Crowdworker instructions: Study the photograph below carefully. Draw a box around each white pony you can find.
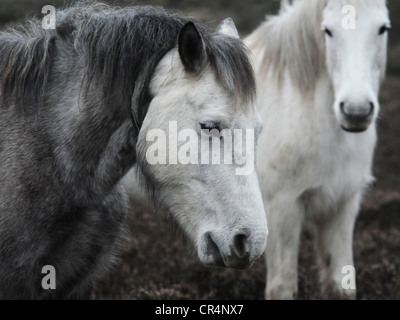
[245,0,390,299]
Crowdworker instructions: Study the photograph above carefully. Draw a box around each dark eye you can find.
[324,28,333,38]
[200,121,221,132]
[378,25,390,35]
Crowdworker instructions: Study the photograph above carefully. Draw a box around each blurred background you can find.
[1,0,398,300]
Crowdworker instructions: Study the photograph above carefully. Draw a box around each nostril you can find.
[368,102,375,116]
[232,233,249,259]
[205,232,220,257]
[340,102,349,116]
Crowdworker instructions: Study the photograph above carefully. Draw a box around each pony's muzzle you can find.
[200,228,265,269]
[339,101,375,133]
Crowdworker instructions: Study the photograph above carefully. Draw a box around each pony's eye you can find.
[200,121,222,132]
[378,25,390,35]
[324,28,333,38]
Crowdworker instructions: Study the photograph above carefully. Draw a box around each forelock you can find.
[202,32,256,106]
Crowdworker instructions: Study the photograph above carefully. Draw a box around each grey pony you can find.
[0,3,257,299]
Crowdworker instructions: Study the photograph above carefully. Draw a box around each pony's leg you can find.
[265,197,303,300]
[314,193,361,300]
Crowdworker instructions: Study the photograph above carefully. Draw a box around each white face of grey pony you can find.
[322,0,390,132]
[136,20,268,269]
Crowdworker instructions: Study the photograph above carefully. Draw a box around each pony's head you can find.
[136,19,267,269]
[322,0,390,132]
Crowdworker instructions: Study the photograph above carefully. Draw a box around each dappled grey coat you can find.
[0,3,255,299]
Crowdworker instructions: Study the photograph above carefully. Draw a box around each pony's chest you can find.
[258,112,375,190]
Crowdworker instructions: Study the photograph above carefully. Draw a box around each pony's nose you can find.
[204,229,251,269]
[225,230,251,268]
[339,101,375,133]
[340,101,374,122]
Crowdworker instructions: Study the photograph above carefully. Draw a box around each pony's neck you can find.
[47,49,139,202]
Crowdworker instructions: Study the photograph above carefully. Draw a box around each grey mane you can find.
[0,2,256,116]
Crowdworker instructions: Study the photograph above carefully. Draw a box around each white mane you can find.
[246,0,328,92]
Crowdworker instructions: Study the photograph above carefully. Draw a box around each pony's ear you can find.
[216,18,239,39]
[178,22,206,74]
